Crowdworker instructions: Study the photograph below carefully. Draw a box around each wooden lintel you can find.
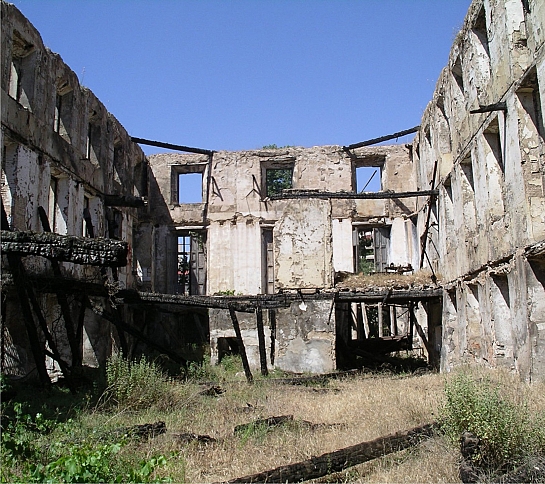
[104,195,146,208]
[269,189,438,201]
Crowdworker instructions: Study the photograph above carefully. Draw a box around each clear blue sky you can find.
[12,0,470,155]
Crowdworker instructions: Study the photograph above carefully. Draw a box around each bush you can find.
[104,354,175,409]
[440,372,545,471]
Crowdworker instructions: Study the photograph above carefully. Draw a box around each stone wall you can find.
[415,0,545,380]
[1,1,146,377]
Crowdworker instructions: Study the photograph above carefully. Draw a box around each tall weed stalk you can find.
[440,372,545,471]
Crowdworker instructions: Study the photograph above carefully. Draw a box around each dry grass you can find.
[106,372,451,483]
[336,268,440,291]
[65,366,545,483]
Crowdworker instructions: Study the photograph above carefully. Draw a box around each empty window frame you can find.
[354,156,384,193]
[516,68,544,173]
[177,232,206,295]
[264,166,293,197]
[8,30,36,111]
[107,208,123,240]
[86,119,102,165]
[172,164,207,204]
[470,5,491,101]
[262,228,274,294]
[452,56,465,93]
[54,85,73,142]
[353,226,390,274]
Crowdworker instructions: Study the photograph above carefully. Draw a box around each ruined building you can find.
[413,0,545,380]
[1,0,544,382]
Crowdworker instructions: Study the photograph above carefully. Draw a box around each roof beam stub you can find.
[130,137,214,156]
[343,126,420,151]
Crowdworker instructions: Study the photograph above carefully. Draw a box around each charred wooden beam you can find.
[116,290,257,312]
[343,126,420,150]
[87,302,187,365]
[1,230,128,267]
[229,305,253,383]
[37,206,82,371]
[130,136,214,156]
[225,423,436,483]
[256,306,268,377]
[336,288,442,302]
[469,102,507,114]
[104,194,146,208]
[269,189,438,201]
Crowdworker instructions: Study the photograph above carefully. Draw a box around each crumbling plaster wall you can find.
[415,0,545,379]
[147,144,417,372]
[1,1,146,376]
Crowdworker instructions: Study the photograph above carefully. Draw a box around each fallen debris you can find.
[199,385,225,397]
[174,432,217,444]
[234,415,294,435]
[125,421,167,440]
[223,422,437,483]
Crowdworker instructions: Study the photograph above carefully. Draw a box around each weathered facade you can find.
[1,1,147,381]
[414,0,545,379]
[140,145,436,373]
[2,0,544,381]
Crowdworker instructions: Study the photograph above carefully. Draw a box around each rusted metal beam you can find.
[343,126,420,150]
[269,189,438,200]
[1,230,128,267]
[130,136,214,156]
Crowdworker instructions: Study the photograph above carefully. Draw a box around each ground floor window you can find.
[177,232,206,295]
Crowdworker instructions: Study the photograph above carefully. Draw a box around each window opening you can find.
[265,168,293,197]
[356,166,381,192]
[262,228,274,294]
[452,56,464,93]
[54,87,73,142]
[9,31,35,111]
[107,209,122,240]
[354,227,390,274]
[177,232,206,295]
[178,172,203,203]
[48,176,59,232]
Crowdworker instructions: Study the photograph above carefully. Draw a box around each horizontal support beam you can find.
[104,194,146,208]
[1,230,128,267]
[269,189,438,200]
[336,288,443,302]
[131,137,214,156]
[469,102,507,114]
[343,126,420,150]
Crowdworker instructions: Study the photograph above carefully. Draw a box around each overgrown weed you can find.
[440,369,545,473]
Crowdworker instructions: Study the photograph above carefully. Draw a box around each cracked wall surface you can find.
[415,0,545,380]
[1,1,146,378]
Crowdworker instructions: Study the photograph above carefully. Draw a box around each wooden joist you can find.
[1,230,128,267]
[224,423,436,483]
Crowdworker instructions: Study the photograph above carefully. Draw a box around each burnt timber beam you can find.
[1,230,128,267]
[269,189,438,200]
[224,423,436,483]
[86,302,187,366]
[229,305,253,383]
[469,101,507,114]
[37,206,82,370]
[336,288,442,303]
[256,306,268,377]
[130,137,214,156]
[104,194,146,208]
[343,126,420,150]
